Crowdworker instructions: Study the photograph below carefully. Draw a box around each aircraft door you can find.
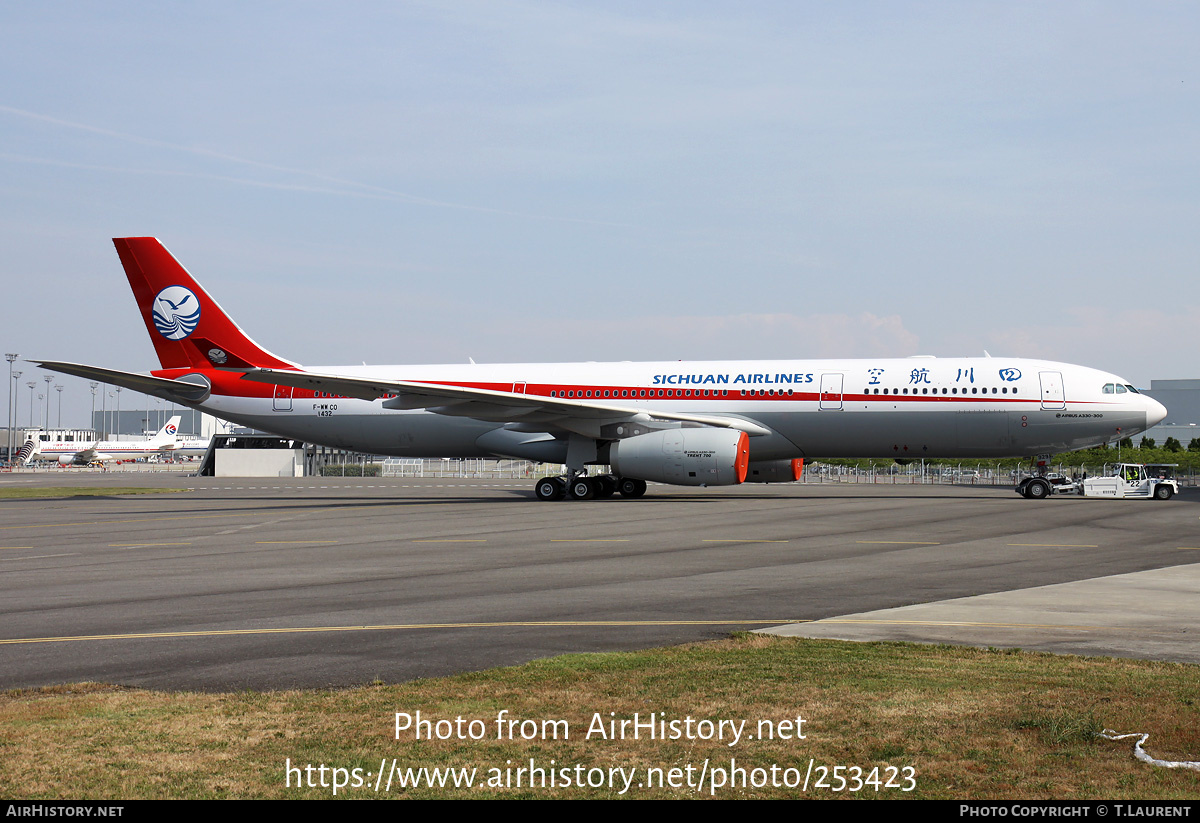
[273,384,293,412]
[819,373,844,410]
[1039,371,1065,410]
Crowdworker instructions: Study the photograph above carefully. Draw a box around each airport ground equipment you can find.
[1015,463,1178,500]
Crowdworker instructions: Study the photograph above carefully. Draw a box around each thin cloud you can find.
[0,104,627,226]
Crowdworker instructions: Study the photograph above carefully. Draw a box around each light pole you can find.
[43,375,52,431]
[55,385,63,428]
[10,369,21,459]
[115,386,122,440]
[90,383,98,433]
[5,354,16,463]
[100,386,107,438]
[27,381,36,429]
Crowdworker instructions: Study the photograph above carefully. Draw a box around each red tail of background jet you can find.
[114,237,298,372]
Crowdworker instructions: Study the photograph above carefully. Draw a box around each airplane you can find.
[34,238,1167,500]
[19,415,183,466]
[168,435,212,458]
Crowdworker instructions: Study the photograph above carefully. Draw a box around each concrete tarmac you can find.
[0,472,1196,690]
[761,563,1200,663]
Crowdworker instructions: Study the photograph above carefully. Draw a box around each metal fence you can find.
[381,458,560,478]
[802,463,1196,487]
[9,455,1194,487]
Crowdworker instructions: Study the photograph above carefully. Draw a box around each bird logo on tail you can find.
[151,286,201,340]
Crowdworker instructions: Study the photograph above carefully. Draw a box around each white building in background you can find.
[1142,380,1200,446]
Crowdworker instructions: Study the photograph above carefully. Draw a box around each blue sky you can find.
[3,2,1198,428]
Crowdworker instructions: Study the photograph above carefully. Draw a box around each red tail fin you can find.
[114,238,298,372]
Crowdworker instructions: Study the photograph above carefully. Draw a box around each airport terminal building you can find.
[1142,379,1200,446]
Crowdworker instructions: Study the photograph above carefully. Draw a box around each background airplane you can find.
[34,238,1166,499]
[18,415,182,466]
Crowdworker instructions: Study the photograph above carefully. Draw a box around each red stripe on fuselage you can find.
[413,380,1042,404]
[153,371,1104,406]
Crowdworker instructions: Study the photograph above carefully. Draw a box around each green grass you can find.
[2,636,1197,799]
[0,487,185,500]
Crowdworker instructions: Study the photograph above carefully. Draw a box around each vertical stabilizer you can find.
[113,238,299,372]
[148,415,183,445]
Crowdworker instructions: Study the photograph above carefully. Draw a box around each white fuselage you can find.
[30,438,176,465]
[185,356,1164,462]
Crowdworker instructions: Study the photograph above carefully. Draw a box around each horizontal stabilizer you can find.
[32,360,212,403]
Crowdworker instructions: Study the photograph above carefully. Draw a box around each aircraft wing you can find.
[239,368,772,436]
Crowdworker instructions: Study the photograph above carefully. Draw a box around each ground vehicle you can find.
[1079,463,1179,500]
[1014,471,1078,498]
[1017,463,1179,500]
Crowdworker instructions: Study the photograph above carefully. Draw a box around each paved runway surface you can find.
[1,473,1196,690]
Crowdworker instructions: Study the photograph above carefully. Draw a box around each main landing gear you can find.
[534,473,647,501]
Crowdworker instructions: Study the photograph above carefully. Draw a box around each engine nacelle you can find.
[609,428,749,486]
[744,458,804,483]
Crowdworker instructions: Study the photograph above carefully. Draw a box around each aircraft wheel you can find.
[535,476,566,501]
[618,477,647,498]
[594,475,617,499]
[1026,478,1051,500]
[1154,484,1174,500]
[569,477,596,500]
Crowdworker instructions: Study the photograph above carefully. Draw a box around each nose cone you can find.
[1146,396,1168,428]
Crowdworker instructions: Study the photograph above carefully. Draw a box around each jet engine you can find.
[608,428,749,486]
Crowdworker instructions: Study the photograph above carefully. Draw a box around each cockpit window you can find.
[1102,383,1115,394]
[1115,384,1127,394]
[1124,385,1139,394]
